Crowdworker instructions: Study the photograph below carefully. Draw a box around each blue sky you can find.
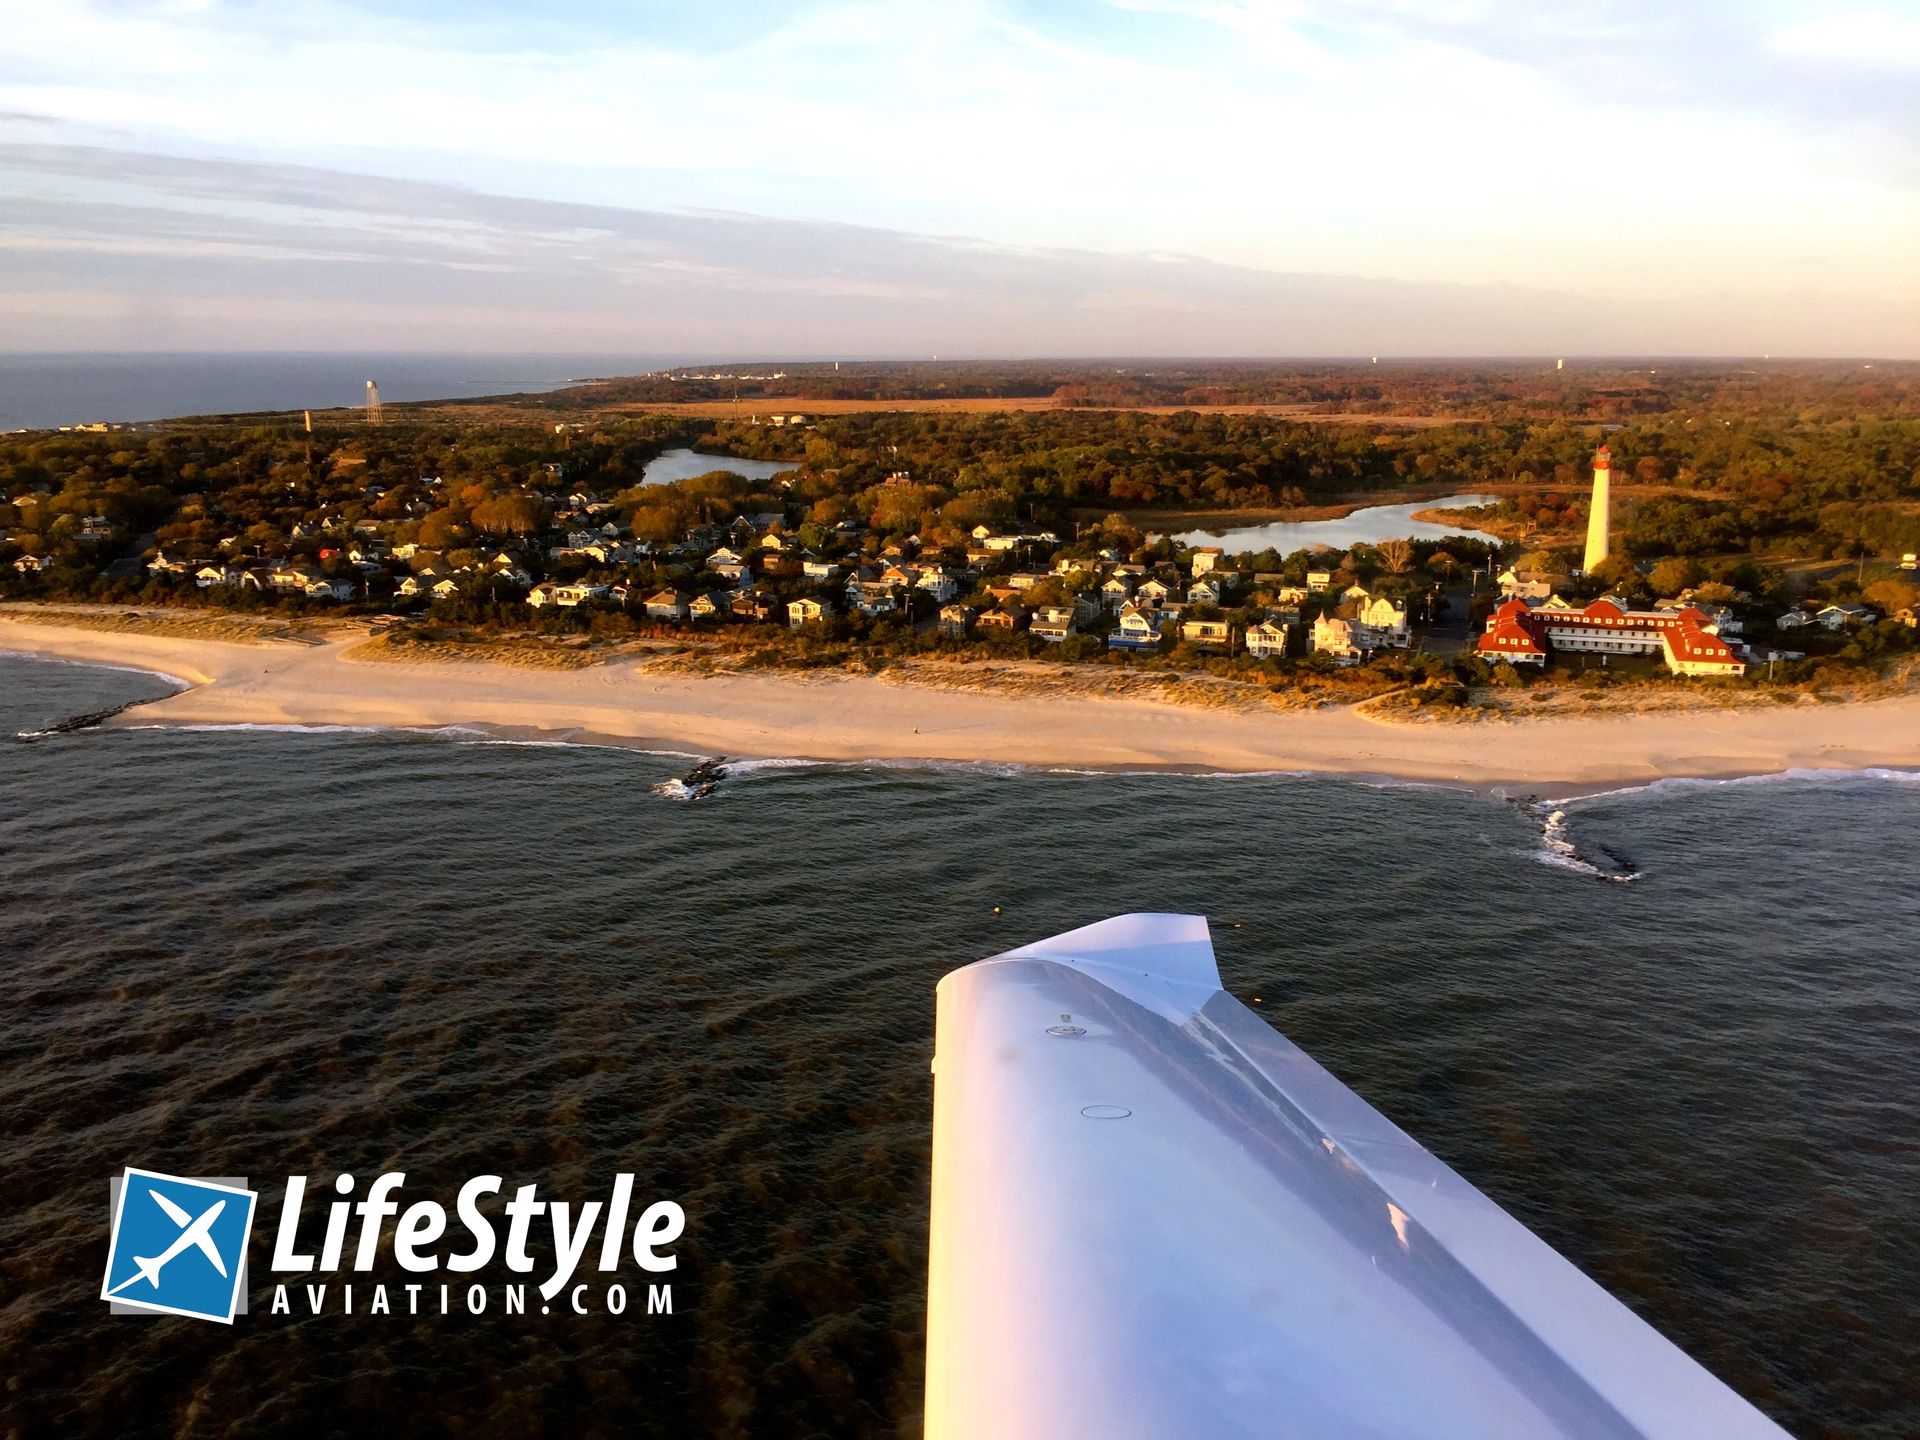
[3,0,1917,354]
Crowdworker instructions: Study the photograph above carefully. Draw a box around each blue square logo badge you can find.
[100,1168,257,1323]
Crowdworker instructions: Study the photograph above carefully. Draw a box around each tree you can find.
[1589,553,1645,597]
[1647,557,1702,596]
[1377,538,1415,574]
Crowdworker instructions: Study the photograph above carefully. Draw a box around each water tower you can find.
[365,380,382,425]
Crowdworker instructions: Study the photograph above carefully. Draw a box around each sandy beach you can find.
[5,611,1919,790]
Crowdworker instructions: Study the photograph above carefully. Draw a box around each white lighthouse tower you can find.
[1583,445,1611,573]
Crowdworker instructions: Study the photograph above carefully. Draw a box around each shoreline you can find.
[6,613,1920,795]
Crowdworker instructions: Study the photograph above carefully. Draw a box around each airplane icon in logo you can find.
[100,1168,256,1323]
[104,1190,230,1296]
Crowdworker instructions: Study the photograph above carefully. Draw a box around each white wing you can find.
[925,913,1789,1440]
[149,1189,193,1229]
[182,1201,228,1277]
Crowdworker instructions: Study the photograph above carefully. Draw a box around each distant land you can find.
[3,356,1915,739]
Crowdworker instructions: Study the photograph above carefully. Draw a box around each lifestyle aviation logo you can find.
[100,1169,257,1323]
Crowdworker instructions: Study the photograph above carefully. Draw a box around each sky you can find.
[2,0,1918,356]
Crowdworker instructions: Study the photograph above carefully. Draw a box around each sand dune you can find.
[6,613,1918,791]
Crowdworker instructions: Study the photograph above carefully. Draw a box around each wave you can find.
[1555,766,1920,809]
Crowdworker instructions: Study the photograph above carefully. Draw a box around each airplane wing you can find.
[150,1190,193,1228]
[184,1201,228,1276]
[925,913,1790,1440]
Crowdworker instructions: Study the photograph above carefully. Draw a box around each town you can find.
[4,387,1918,710]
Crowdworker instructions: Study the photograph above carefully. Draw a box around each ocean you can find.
[0,654,1915,1439]
[0,353,700,431]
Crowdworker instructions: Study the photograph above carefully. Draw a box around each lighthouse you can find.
[1583,445,1612,573]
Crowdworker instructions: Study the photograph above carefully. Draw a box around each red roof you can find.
[1477,601,1548,659]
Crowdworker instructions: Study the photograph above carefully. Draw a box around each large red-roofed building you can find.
[1476,597,1745,676]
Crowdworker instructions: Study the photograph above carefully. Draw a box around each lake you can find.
[1173,492,1501,554]
[640,447,802,486]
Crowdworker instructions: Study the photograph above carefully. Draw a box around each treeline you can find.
[528,358,1920,423]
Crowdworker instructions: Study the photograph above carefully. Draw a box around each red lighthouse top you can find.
[1595,445,1611,468]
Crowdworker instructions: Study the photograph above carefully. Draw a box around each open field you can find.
[414,395,1476,426]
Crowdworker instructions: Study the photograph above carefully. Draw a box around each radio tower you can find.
[365,380,382,426]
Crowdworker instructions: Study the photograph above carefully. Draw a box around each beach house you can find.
[1245,618,1291,659]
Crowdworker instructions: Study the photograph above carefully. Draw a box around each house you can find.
[788,597,834,628]
[1136,578,1173,609]
[398,575,433,598]
[195,564,241,588]
[731,590,779,621]
[1186,577,1227,607]
[12,554,51,574]
[146,552,192,578]
[526,582,559,608]
[976,606,1027,632]
[851,582,899,617]
[1661,617,1748,677]
[1901,554,1917,572]
[1030,606,1076,642]
[1180,617,1233,653]
[1107,603,1163,651]
[1775,609,1812,630]
[430,578,462,599]
[1100,575,1135,612]
[688,591,730,621]
[1245,619,1291,659]
[1355,595,1411,647]
[269,565,319,593]
[1498,567,1559,602]
[938,604,977,638]
[915,568,959,603]
[1191,547,1223,576]
[1007,572,1048,591]
[645,589,690,622]
[1312,615,1370,662]
[802,558,840,582]
[304,577,355,601]
[1306,569,1335,592]
[1816,603,1873,630]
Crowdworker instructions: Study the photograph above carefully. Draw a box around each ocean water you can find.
[0,655,1916,1440]
[0,353,696,430]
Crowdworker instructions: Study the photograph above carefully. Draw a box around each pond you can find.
[641,447,799,486]
[1171,493,1501,554]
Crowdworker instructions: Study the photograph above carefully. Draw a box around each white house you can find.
[1354,595,1411,647]
[1180,617,1233,653]
[1245,619,1291,659]
[788,597,834,628]
[1030,606,1076,642]
[1312,615,1370,662]
[1107,603,1163,652]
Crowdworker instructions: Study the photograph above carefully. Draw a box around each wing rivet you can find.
[1080,1105,1132,1119]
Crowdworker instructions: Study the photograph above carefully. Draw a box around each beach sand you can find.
[5,613,1918,790]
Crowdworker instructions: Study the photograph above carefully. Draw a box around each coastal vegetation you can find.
[4,360,1916,718]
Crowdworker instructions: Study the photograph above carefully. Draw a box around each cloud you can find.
[0,140,1913,356]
